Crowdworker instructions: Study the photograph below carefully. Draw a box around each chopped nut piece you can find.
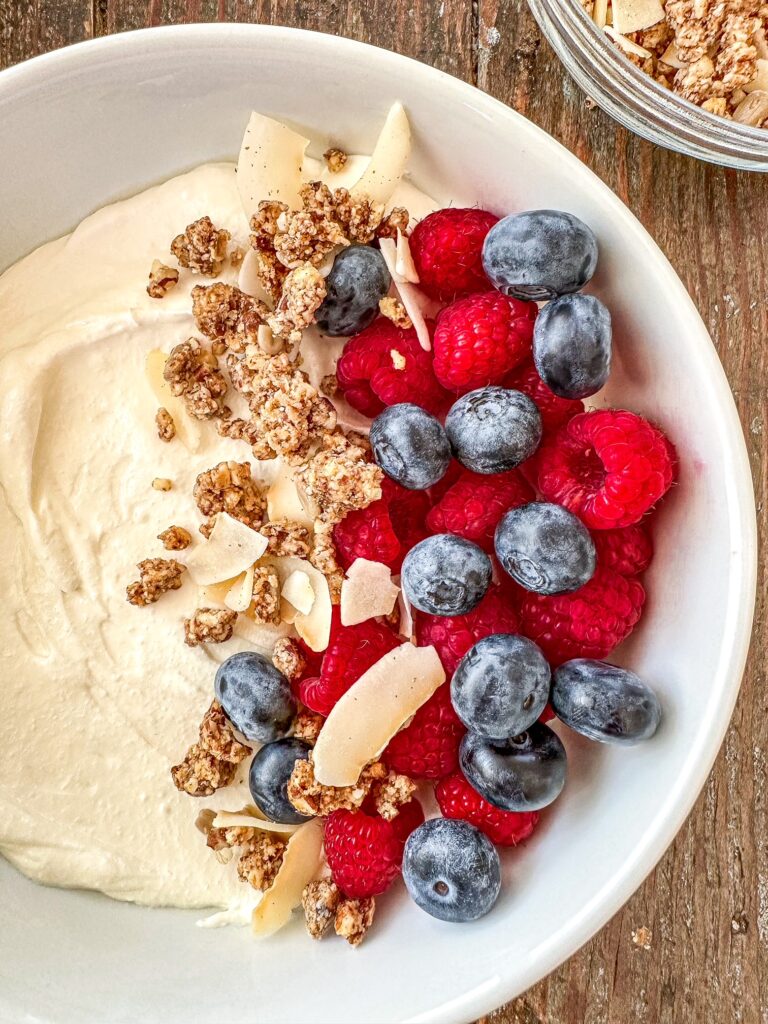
[272,636,308,682]
[251,565,281,625]
[193,460,265,537]
[163,339,228,420]
[286,757,387,817]
[267,263,327,343]
[157,524,191,550]
[152,477,173,491]
[155,406,176,442]
[170,215,231,275]
[293,709,324,745]
[335,896,375,946]
[170,743,237,796]
[183,607,238,646]
[147,260,179,298]
[126,557,184,606]
[298,431,382,524]
[309,522,344,603]
[260,519,312,558]
[192,282,269,354]
[371,772,417,820]
[323,147,349,173]
[302,879,342,938]
[379,295,413,330]
[320,373,339,398]
[199,700,252,763]
[237,832,287,891]
[377,206,410,240]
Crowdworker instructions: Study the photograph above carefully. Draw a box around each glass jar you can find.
[526,0,768,171]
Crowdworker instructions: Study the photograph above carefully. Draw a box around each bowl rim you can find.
[0,23,758,1023]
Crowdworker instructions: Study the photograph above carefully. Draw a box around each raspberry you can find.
[409,208,499,302]
[426,468,534,551]
[302,616,401,716]
[336,317,449,417]
[383,684,465,779]
[324,800,424,898]
[537,410,677,529]
[384,478,431,556]
[416,587,521,676]
[435,772,539,846]
[518,565,645,666]
[592,524,653,577]
[505,360,584,434]
[433,292,536,392]
[333,499,401,570]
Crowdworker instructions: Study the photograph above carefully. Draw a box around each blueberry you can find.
[460,724,567,812]
[533,294,611,400]
[402,818,501,923]
[451,634,551,740]
[248,737,312,824]
[315,245,391,336]
[445,386,542,474]
[370,403,451,490]
[214,651,295,743]
[495,502,596,596]
[552,659,662,744]
[482,210,598,302]
[401,533,491,616]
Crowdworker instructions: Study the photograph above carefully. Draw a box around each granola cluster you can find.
[271,637,308,682]
[157,524,191,551]
[297,431,383,525]
[286,758,414,819]
[192,282,268,354]
[163,339,228,420]
[183,607,238,647]
[301,880,375,946]
[260,520,312,558]
[147,260,179,299]
[155,407,176,442]
[171,216,231,276]
[126,558,185,606]
[171,700,251,796]
[202,819,286,891]
[251,565,281,625]
[193,460,266,537]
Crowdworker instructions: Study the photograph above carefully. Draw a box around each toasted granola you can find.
[163,339,228,420]
[199,700,252,763]
[147,260,179,298]
[251,565,281,625]
[320,373,339,398]
[302,879,341,939]
[157,524,191,550]
[371,772,417,821]
[323,147,349,173]
[251,200,289,240]
[309,521,344,603]
[237,832,287,891]
[248,236,289,302]
[267,263,327,344]
[126,557,184,606]
[335,896,375,946]
[376,206,410,240]
[260,520,312,558]
[272,636,308,682]
[293,709,324,745]
[170,215,231,276]
[379,295,413,330]
[170,743,238,796]
[287,758,388,817]
[193,460,266,537]
[229,245,246,269]
[216,416,275,461]
[332,188,385,244]
[155,406,176,442]
[183,607,238,646]
[192,282,269,354]
[297,431,382,524]
[273,204,348,271]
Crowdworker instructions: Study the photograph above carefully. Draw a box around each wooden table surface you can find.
[1,2,765,1021]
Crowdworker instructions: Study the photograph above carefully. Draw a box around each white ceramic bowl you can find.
[0,25,756,1024]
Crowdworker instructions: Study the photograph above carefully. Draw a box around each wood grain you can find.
[1,2,766,1021]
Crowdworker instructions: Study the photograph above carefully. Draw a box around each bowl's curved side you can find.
[0,25,757,1024]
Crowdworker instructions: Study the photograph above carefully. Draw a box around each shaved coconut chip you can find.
[396,230,420,284]
[197,579,234,607]
[212,808,301,835]
[185,513,268,585]
[266,462,315,529]
[610,0,664,34]
[282,569,316,615]
[280,599,299,624]
[340,558,400,626]
[379,237,438,352]
[604,26,653,59]
[659,42,685,69]
[145,349,202,452]
[313,644,445,786]
[350,102,411,205]
[234,614,292,652]
[272,557,332,652]
[225,565,256,613]
[592,0,609,28]
[238,248,274,306]
[394,576,415,640]
[237,111,309,218]
[252,819,325,938]
[745,59,768,94]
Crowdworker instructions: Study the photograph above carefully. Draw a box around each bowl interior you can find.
[0,25,756,1024]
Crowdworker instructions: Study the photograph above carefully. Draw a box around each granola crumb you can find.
[183,607,238,646]
[171,700,251,798]
[335,896,375,946]
[170,215,231,276]
[147,260,179,298]
[237,832,287,891]
[371,772,417,821]
[376,206,410,240]
[216,416,275,462]
[198,700,252,762]
[287,758,387,817]
[632,926,653,950]
[193,460,266,536]
[272,637,308,683]
[170,743,238,796]
[309,521,344,603]
[251,565,281,625]
[157,524,191,551]
[260,519,312,558]
[229,245,246,269]
[323,147,349,173]
[163,339,228,420]
[298,430,382,525]
[320,373,340,398]
[302,879,341,939]
[152,477,173,491]
[192,282,268,354]
[267,263,327,343]
[293,708,324,745]
[155,406,176,442]
[379,295,413,330]
[126,557,185,606]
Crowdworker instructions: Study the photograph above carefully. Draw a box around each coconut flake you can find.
[144,349,203,452]
[349,102,411,205]
[266,462,315,529]
[659,42,685,69]
[184,513,268,585]
[396,229,420,284]
[224,565,256,613]
[313,644,445,787]
[610,0,664,34]
[340,559,400,626]
[604,26,653,58]
[212,808,301,835]
[237,248,274,305]
[379,237,438,352]
[272,557,332,652]
[592,0,609,27]
[237,111,309,219]
[745,59,768,94]
[394,577,415,640]
[281,569,316,615]
[252,819,325,938]
[234,614,292,653]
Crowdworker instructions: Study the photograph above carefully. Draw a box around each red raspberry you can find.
[383,684,465,779]
[593,524,653,577]
[537,410,677,529]
[333,499,401,571]
[428,459,463,505]
[518,565,645,666]
[409,208,499,302]
[416,587,521,676]
[426,468,534,551]
[301,617,401,716]
[505,360,584,434]
[336,318,449,417]
[435,772,539,847]
[433,291,536,392]
[324,800,424,898]
[384,479,431,556]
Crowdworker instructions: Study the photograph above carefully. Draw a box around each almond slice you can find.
[313,644,445,786]
[610,0,664,35]
[281,569,316,615]
[252,819,325,938]
[237,111,309,218]
[340,558,400,626]
[185,513,268,585]
[225,565,256,613]
[212,808,301,835]
[350,102,411,205]
[145,349,202,452]
[379,237,439,352]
